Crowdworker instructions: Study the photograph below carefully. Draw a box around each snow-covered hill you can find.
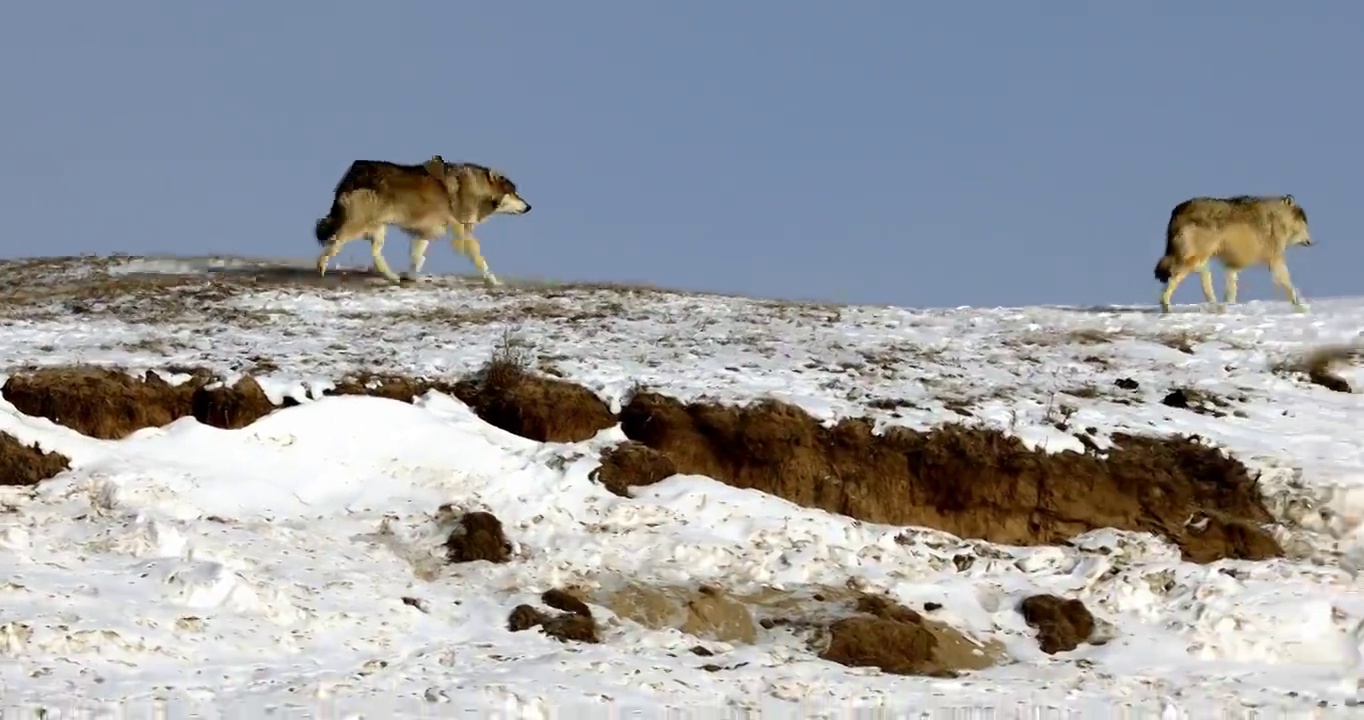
[1,254,1363,717]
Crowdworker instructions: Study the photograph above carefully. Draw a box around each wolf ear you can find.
[487,168,503,183]
[424,155,445,177]
[1283,194,1295,206]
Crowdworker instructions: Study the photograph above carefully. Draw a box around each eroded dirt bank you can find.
[1,363,1280,562]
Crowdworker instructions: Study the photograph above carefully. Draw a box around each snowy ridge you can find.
[0,255,1363,716]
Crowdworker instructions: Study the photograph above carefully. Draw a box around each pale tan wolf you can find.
[314,155,531,286]
[1153,194,1313,314]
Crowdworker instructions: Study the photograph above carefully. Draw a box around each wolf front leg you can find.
[1269,258,1308,312]
[451,224,500,287]
[409,237,431,277]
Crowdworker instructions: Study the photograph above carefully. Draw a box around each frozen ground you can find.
[1,255,1364,717]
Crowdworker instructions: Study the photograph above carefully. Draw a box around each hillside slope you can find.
[0,255,1362,716]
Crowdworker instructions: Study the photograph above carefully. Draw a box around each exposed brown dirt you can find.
[507,589,601,643]
[323,373,462,404]
[445,511,513,564]
[538,612,601,643]
[541,588,593,618]
[758,590,1000,677]
[451,359,616,443]
[0,433,71,486]
[603,584,758,645]
[591,441,677,496]
[590,581,999,675]
[5,364,1283,564]
[618,392,1280,563]
[191,376,277,430]
[507,604,546,632]
[2,367,209,439]
[1,366,279,438]
[819,597,947,676]
[1019,594,1095,654]
[1,363,615,445]
[1298,344,1361,394]
[1309,368,1353,394]
[1161,387,1236,418]
[320,366,617,444]
[807,594,1003,679]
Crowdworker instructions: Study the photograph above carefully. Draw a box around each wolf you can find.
[313,155,531,286]
[1153,194,1312,314]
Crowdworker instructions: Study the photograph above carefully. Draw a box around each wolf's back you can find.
[331,160,403,196]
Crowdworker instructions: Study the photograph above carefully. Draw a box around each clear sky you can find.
[1,2,1360,309]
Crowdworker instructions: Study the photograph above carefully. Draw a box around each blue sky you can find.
[1,1,1360,309]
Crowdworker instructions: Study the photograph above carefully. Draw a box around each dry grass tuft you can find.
[450,330,616,443]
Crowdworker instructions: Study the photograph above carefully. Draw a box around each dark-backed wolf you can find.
[1154,194,1312,313]
[314,156,531,286]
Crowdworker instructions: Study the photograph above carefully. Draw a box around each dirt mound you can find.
[1,367,284,438]
[445,510,513,564]
[1,365,614,445]
[1019,594,1095,654]
[323,373,462,404]
[591,581,998,675]
[603,584,757,645]
[451,359,615,443]
[754,590,1000,677]
[191,376,277,429]
[0,433,71,486]
[591,441,677,497]
[507,589,601,643]
[3,367,207,439]
[618,392,1279,563]
[819,596,954,677]
[321,366,616,443]
[1295,343,1362,394]
[541,588,593,618]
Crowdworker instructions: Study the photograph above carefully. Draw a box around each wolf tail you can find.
[1154,255,1175,283]
[315,203,343,245]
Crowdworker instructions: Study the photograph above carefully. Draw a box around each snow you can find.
[1,255,1364,715]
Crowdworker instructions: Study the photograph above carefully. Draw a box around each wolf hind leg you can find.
[367,225,403,285]
[1196,263,1224,313]
[1159,265,1193,314]
[317,230,361,277]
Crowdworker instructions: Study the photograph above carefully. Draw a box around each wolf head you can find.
[484,167,531,216]
[1280,195,1311,247]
